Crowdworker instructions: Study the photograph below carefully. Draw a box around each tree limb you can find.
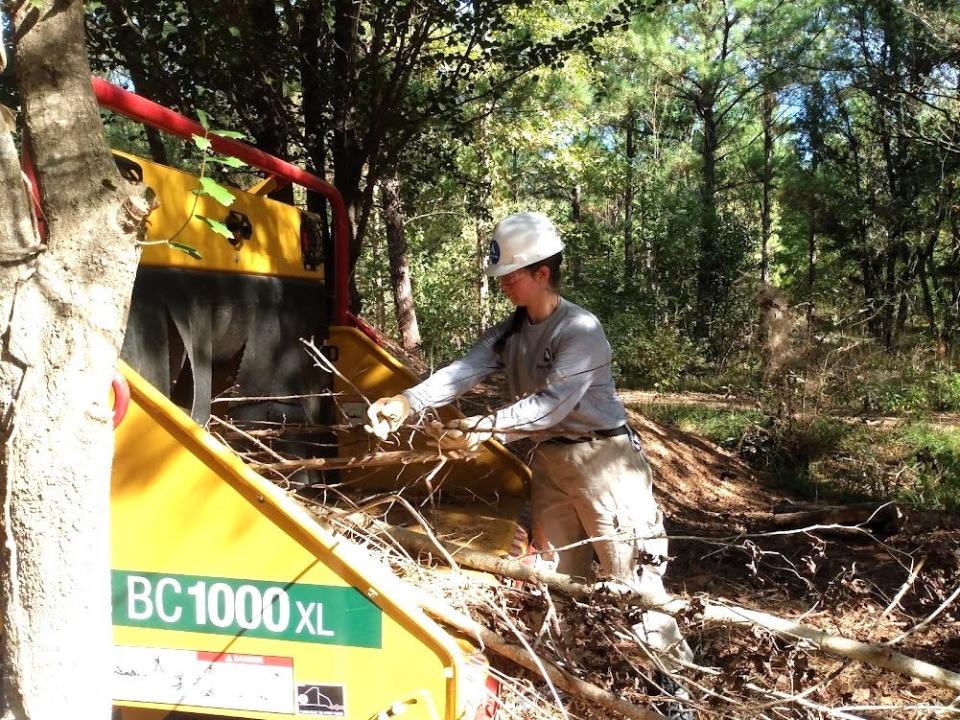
[253,448,477,471]
[416,593,668,720]
[384,524,960,693]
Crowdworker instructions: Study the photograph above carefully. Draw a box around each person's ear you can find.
[534,265,551,285]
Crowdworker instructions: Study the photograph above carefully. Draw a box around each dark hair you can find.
[493,252,563,354]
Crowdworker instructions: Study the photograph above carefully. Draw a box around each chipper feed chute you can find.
[111,364,493,720]
[325,325,531,558]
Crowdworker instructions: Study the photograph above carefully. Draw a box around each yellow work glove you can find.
[426,415,494,456]
[365,394,412,440]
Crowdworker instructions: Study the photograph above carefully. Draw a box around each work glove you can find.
[426,415,494,456]
[365,394,412,440]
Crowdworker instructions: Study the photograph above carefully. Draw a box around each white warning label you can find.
[114,645,295,714]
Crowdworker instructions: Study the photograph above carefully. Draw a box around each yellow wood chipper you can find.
[75,79,532,720]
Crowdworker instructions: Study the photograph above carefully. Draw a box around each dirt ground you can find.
[629,408,781,526]
[625,404,960,718]
[279,359,960,717]
[446,375,957,715]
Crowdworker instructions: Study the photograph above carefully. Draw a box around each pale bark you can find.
[807,222,817,324]
[759,503,903,531]
[255,449,476,471]
[624,112,636,281]
[476,219,490,331]
[804,83,825,326]
[474,112,492,332]
[0,3,150,717]
[569,184,582,282]
[694,81,720,341]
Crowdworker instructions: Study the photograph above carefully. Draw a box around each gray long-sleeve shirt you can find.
[402,298,627,441]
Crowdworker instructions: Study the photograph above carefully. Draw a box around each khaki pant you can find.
[530,434,693,664]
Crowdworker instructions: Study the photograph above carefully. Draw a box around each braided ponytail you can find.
[493,307,528,354]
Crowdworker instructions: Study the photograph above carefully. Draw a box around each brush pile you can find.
[210,397,960,720]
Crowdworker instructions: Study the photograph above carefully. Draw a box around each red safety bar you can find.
[90,76,351,327]
[111,371,131,429]
[346,311,385,346]
[19,144,45,239]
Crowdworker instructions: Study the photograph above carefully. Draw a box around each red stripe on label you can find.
[196,651,294,667]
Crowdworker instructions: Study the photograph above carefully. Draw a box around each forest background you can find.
[6,0,960,511]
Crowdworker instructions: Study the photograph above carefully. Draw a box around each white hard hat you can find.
[484,212,564,277]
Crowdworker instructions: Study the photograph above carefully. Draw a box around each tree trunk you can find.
[369,211,387,330]
[473,112,492,332]
[1,3,152,718]
[104,0,169,164]
[945,217,960,349]
[919,180,954,347]
[330,0,367,312]
[918,251,938,345]
[865,252,884,340]
[882,241,898,349]
[695,89,720,342]
[242,0,294,203]
[380,175,421,351]
[807,222,816,326]
[835,90,886,340]
[894,242,916,343]
[623,112,636,281]
[638,169,657,301]
[295,0,333,240]
[804,82,825,326]
[569,183,582,283]
[760,86,774,287]
[476,216,490,332]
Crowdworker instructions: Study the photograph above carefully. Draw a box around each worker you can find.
[366,212,694,719]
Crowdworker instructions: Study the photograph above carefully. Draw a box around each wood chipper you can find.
[69,79,534,720]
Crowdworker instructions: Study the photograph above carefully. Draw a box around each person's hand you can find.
[426,415,494,455]
[364,395,412,440]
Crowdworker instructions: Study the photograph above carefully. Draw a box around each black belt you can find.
[546,425,630,445]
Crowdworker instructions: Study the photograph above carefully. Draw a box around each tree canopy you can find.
[5,0,959,377]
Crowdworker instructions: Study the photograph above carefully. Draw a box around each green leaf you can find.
[208,155,246,168]
[169,242,202,260]
[228,26,242,38]
[191,134,212,152]
[195,176,236,207]
[196,109,210,130]
[213,129,246,140]
[198,215,235,239]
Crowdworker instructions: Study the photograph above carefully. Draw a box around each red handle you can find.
[91,76,352,327]
[112,371,130,429]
